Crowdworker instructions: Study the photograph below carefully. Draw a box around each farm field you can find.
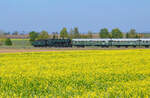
[11,39,31,46]
[0,39,33,49]
[0,50,150,97]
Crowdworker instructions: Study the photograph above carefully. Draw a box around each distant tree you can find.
[60,27,68,39]
[5,38,12,46]
[87,31,93,38]
[99,28,110,38]
[52,32,56,39]
[55,32,59,39]
[111,28,123,38]
[4,32,10,35]
[12,31,19,35]
[29,31,39,42]
[80,34,88,38]
[136,34,140,38]
[126,33,129,38]
[0,31,6,45]
[127,29,137,38]
[74,27,80,38]
[68,28,74,39]
[52,32,58,39]
[38,30,49,40]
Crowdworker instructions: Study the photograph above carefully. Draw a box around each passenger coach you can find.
[72,39,150,48]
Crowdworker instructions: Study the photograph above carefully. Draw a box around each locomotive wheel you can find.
[145,46,149,48]
[117,46,120,48]
[133,46,136,48]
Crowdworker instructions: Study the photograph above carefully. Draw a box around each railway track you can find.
[0,47,150,53]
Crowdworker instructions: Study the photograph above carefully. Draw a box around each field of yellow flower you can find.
[0,49,150,97]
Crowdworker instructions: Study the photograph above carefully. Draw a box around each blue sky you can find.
[0,0,150,33]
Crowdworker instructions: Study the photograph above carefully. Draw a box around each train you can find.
[32,38,150,48]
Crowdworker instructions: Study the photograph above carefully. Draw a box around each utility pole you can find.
[110,35,112,48]
[139,32,141,48]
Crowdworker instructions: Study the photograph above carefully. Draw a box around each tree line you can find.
[29,27,140,42]
[29,27,81,42]
[99,28,139,38]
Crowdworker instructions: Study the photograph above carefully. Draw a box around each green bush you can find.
[0,39,4,46]
[5,38,12,46]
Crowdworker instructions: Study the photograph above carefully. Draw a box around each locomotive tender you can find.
[32,38,150,48]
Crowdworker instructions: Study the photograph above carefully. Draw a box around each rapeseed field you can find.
[0,50,150,97]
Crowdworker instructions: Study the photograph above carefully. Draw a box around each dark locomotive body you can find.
[32,39,72,47]
[47,39,72,47]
